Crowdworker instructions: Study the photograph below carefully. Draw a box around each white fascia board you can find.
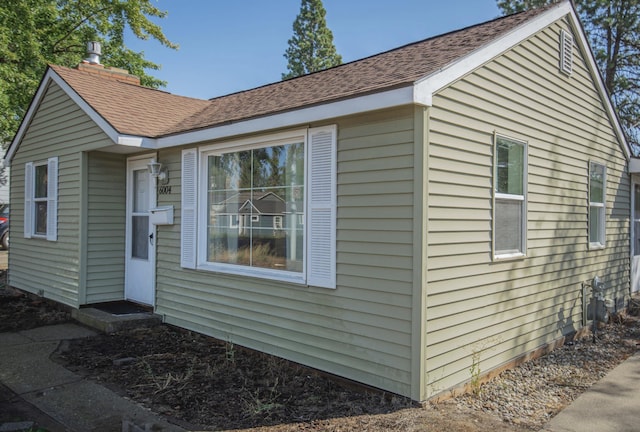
[117,135,156,149]
[156,86,416,148]
[415,1,573,97]
[4,68,138,165]
[415,0,630,160]
[629,158,640,174]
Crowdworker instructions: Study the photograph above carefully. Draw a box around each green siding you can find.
[425,20,630,396]
[155,108,416,396]
[84,151,126,304]
[9,82,114,307]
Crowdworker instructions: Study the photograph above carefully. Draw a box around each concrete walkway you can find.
[0,323,184,432]
[542,351,640,432]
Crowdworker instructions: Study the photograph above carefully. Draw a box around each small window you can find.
[494,135,527,258]
[589,162,606,248]
[33,164,49,235]
[560,29,573,75]
[24,157,58,241]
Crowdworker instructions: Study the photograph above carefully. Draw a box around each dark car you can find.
[0,205,9,249]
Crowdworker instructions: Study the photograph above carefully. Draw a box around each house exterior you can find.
[4,1,633,401]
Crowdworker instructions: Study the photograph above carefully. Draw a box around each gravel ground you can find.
[455,314,640,430]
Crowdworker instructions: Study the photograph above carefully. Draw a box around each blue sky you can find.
[127,1,501,99]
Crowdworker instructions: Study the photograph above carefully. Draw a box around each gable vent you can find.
[560,29,573,75]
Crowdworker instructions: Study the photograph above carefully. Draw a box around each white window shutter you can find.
[24,162,33,238]
[181,148,198,269]
[46,157,58,241]
[307,126,337,289]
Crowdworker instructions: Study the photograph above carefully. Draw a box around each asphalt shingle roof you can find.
[50,6,552,139]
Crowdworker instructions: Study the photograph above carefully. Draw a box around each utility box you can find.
[587,298,610,323]
[149,206,174,225]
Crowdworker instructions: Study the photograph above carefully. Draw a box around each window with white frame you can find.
[494,135,527,258]
[589,161,606,248]
[181,127,337,289]
[24,157,58,241]
[206,141,305,273]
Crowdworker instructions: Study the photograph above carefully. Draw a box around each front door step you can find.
[72,305,161,334]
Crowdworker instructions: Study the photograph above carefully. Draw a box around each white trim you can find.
[46,157,58,241]
[416,1,572,102]
[196,131,309,284]
[157,89,413,148]
[198,128,307,154]
[588,160,607,249]
[493,134,528,259]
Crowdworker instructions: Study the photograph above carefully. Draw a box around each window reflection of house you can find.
[210,191,303,235]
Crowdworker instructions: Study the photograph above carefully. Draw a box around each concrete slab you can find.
[0,323,184,431]
[0,332,32,347]
[19,323,97,341]
[544,352,640,432]
[0,341,79,394]
[22,380,182,432]
[72,308,162,334]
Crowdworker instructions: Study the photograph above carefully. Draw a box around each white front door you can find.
[125,156,156,305]
[632,179,640,294]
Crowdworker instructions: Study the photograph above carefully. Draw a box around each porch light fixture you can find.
[147,159,169,184]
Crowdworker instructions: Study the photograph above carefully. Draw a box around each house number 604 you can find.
[158,185,172,195]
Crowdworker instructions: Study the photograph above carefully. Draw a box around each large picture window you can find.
[206,142,305,273]
[589,161,606,248]
[182,127,337,288]
[494,135,527,258]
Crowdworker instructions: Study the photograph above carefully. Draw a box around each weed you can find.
[241,377,285,418]
[135,358,195,394]
[469,350,482,396]
[225,337,236,365]
[468,336,502,397]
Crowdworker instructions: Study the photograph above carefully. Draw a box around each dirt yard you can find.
[1,277,639,432]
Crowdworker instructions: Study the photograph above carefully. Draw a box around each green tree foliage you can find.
[0,0,177,145]
[497,0,640,152]
[282,0,342,80]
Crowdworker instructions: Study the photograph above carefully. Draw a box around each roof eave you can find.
[416,1,572,98]
[416,0,631,162]
[155,85,423,148]
[155,2,584,151]
[3,68,154,166]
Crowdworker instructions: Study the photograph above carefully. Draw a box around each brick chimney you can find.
[75,41,141,86]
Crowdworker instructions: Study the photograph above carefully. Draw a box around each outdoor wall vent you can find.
[560,29,573,75]
[85,41,102,65]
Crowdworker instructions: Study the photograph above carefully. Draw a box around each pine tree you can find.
[282,0,342,80]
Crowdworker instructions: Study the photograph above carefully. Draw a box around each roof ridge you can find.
[206,6,550,103]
